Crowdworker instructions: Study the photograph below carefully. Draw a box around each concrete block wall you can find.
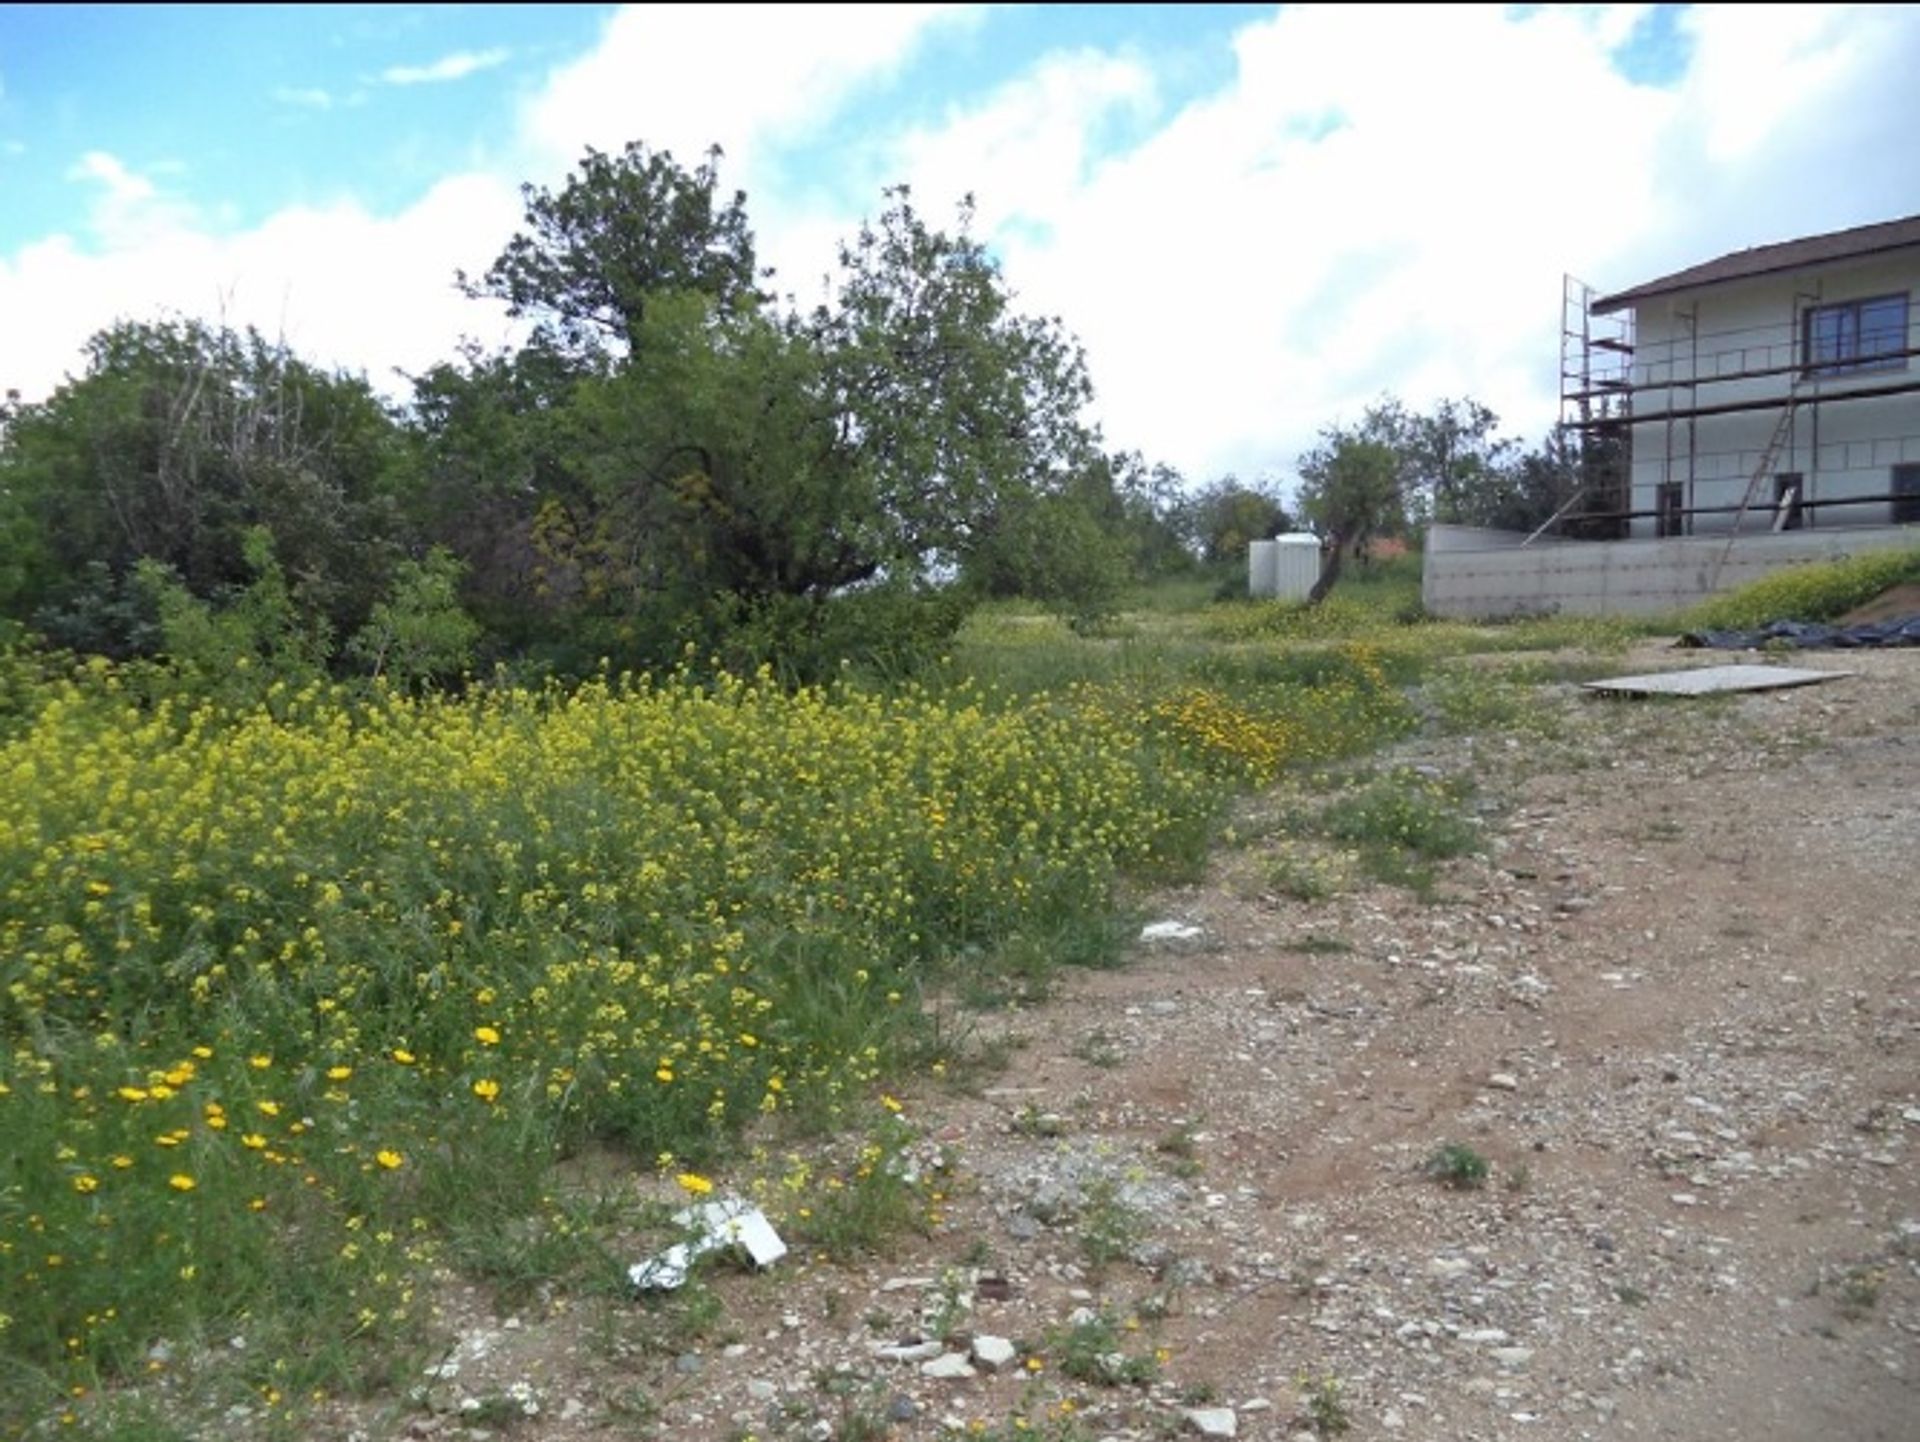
[1421,523,1920,619]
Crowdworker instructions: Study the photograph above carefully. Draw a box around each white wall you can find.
[1423,523,1920,619]
[1625,252,1920,537]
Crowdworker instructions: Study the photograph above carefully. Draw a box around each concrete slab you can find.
[1583,664,1855,698]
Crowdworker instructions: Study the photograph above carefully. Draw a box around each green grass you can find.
[1051,1310,1158,1387]
[0,561,1662,1439]
[1681,544,1920,630]
[1425,1142,1491,1190]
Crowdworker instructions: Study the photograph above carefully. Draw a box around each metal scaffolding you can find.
[1553,277,1920,540]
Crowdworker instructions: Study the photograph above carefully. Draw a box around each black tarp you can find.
[1679,614,1920,650]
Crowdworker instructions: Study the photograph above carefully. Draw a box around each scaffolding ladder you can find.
[1707,383,1803,591]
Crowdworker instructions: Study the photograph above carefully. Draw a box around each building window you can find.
[1772,472,1804,530]
[1657,481,1685,537]
[1803,294,1908,376]
[1894,463,1920,526]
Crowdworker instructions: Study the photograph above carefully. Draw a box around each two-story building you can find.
[1591,214,1920,538]
[1422,215,1920,619]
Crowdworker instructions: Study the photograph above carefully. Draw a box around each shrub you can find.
[1683,546,1920,631]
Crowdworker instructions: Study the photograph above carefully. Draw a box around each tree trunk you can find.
[1306,534,1345,606]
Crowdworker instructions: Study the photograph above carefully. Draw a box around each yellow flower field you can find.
[0,655,1409,1423]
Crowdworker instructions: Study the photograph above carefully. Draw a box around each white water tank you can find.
[1247,539,1280,597]
[1271,533,1322,601]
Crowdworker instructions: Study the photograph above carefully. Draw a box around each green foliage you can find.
[1051,1310,1158,1387]
[967,487,1132,632]
[1301,1372,1353,1435]
[1178,474,1292,564]
[810,189,1097,577]
[1317,769,1479,898]
[135,526,332,700]
[0,318,410,654]
[460,140,760,358]
[347,548,481,689]
[1075,1177,1146,1269]
[1295,414,1406,603]
[1425,1143,1491,1190]
[423,166,1102,676]
[0,664,1237,1426]
[1682,546,1920,631]
[781,1114,933,1261]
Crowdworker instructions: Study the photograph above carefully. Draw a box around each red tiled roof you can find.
[1591,214,1920,314]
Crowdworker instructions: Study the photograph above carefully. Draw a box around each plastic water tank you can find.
[1247,539,1280,597]
[1271,533,1322,601]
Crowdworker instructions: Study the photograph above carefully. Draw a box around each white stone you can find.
[920,1353,977,1380]
[875,1340,943,1363]
[1488,1073,1520,1092]
[971,1335,1018,1372]
[1182,1407,1238,1438]
[1491,1347,1535,1370]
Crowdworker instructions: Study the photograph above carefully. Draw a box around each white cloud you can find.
[272,85,336,110]
[5,0,1915,501]
[518,4,972,181]
[0,4,965,403]
[888,49,1157,236]
[380,47,510,87]
[863,4,1918,482]
[0,157,522,400]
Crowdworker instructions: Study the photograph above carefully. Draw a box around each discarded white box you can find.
[630,1197,787,1290]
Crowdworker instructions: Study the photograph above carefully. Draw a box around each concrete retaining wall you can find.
[1422,523,1920,619]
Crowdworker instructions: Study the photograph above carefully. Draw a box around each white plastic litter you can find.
[629,1197,788,1290]
[1140,921,1203,942]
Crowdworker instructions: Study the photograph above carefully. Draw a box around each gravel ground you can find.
[340,644,1919,1442]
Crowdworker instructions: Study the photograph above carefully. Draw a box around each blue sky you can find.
[2,4,1914,480]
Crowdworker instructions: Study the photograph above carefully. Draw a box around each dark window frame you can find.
[1894,463,1920,526]
[1802,293,1909,378]
[1657,481,1685,538]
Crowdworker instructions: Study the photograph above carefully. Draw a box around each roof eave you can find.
[1592,236,1920,316]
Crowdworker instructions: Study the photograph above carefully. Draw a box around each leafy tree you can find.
[1178,474,1293,564]
[347,548,481,689]
[807,188,1098,575]
[135,526,332,700]
[1405,397,1516,525]
[1100,452,1195,579]
[0,319,411,654]
[425,165,1103,674]
[459,141,760,361]
[1295,422,1407,605]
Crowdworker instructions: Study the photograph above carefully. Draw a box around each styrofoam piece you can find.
[1140,920,1203,942]
[630,1197,787,1290]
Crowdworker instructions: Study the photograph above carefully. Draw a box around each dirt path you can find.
[371,645,1919,1442]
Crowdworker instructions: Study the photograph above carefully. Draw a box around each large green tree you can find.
[459,141,761,362]
[420,157,1103,673]
[1295,407,1409,604]
[0,319,412,654]
[807,188,1097,574]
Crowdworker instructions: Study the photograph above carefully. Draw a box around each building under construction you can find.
[1422,215,1920,619]
[1560,213,1920,541]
